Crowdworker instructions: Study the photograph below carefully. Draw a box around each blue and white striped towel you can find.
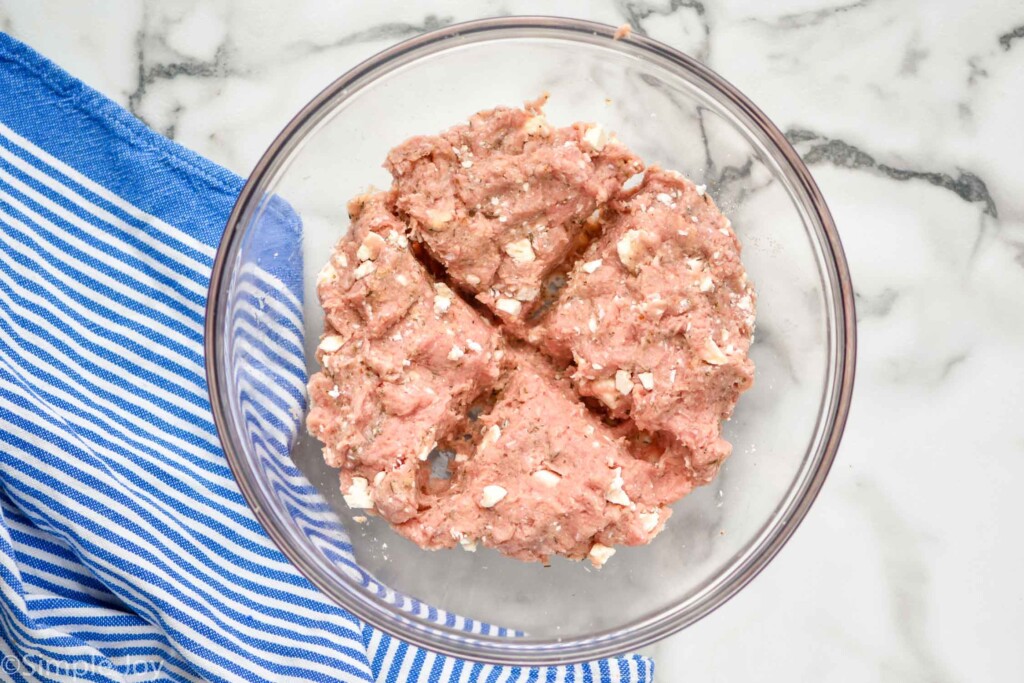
[0,31,654,683]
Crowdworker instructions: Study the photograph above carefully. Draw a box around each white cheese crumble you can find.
[695,184,706,196]
[616,229,646,272]
[496,298,523,315]
[504,238,536,263]
[639,511,660,534]
[395,274,409,286]
[592,378,621,408]
[481,424,502,449]
[466,274,481,286]
[433,283,453,315]
[701,338,729,365]
[478,484,508,508]
[356,232,386,262]
[466,339,483,353]
[343,477,374,509]
[656,192,674,206]
[448,345,465,361]
[353,261,376,280]
[373,471,386,486]
[523,115,550,136]
[582,259,603,274]
[316,264,337,286]
[699,275,715,292]
[327,385,341,399]
[450,530,478,552]
[532,470,561,488]
[589,543,616,567]
[461,160,473,168]
[318,335,344,353]
[615,369,634,395]
[605,467,631,506]
[637,372,655,390]
[582,124,608,151]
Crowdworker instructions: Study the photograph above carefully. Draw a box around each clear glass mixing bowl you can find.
[206,16,856,665]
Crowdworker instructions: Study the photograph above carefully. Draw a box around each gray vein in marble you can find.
[756,0,872,30]
[0,3,11,34]
[787,129,998,218]
[127,7,236,136]
[616,0,710,60]
[855,288,898,321]
[899,42,928,76]
[998,24,1024,51]
[853,480,953,683]
[287,14,453,55]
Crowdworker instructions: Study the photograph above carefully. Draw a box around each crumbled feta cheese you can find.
[615,369,634,395]
[373,471,386,486]
[605,467,631,506]
[466,339,483,353]
[695,184,706,196]
[353,260,376,280]
[701,338,729,365]
[317,264,337,286]
[352,516,367,524]
[582,124,608,151]
[686,257,703,271]
[496,298,523,315]
[532,470,561,488]
[327,385,341,399]
[318,335,344,353]
[589,543,616,567]
[395,274,409,286]
[386,230,409,248]
[481,424,501,449]
[478,484,508,508]
[639,511,660,534]
[433,283,453,315]
[466,274,481,286]
[417,441,436,461]
[504,238,536,263]
[523,115,550,136]
[592,378,622,409]
[582,259,603,274]
[343,477,374,509]
[656,192,674,206]
[616,229,647,272]
[448,345,465,361]
[699,275,715,292]
[588,316,598,333]
[356,232,386,262]
[425,208,452,228]
[515,287,539,302]
[637,372,655,390]
[737,295,753,311]
[461,160,473,168]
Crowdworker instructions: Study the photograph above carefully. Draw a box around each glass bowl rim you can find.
[205,15,857,666]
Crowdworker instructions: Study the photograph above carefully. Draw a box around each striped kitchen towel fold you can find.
[0,31,653,683]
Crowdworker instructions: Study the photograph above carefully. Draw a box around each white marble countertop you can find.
[4,0,1023,680]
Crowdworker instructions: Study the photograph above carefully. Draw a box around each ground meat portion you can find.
[306,192,502,523]
[531,168,756,483]
[307,105,757,569]
[385,97,643,325]
[395,348,673,565]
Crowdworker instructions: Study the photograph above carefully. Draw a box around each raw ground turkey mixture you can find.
[306,99,755,567]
